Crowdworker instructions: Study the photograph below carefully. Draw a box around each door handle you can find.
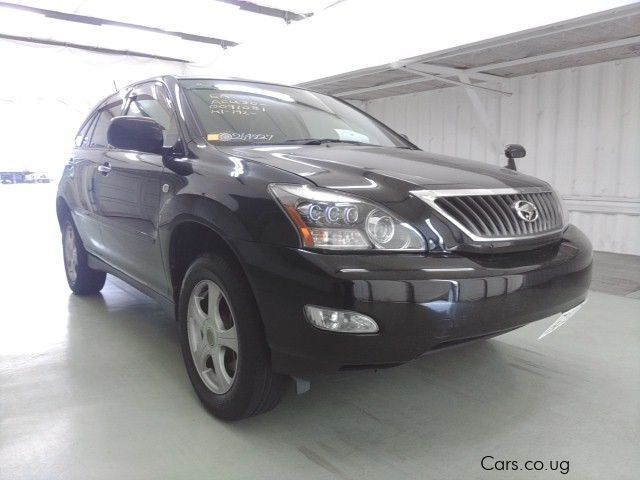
[97,163,112,175]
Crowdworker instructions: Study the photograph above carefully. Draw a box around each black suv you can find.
[57,76,592,420]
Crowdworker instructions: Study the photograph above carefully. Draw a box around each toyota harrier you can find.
[56,76,592,420]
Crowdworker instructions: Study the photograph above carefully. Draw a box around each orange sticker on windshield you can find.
[207,132,273,142]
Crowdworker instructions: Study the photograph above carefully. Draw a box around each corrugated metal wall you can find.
[365,56,640,255]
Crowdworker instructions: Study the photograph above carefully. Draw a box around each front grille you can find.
[413,189,564,240]
[436,191,562,238]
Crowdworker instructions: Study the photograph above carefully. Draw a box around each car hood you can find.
[215,144,548,201]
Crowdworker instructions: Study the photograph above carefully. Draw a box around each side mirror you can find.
[504,144,526,171]
[107,116,164,155]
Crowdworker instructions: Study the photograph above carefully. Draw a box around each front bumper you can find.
[237,225,592,375]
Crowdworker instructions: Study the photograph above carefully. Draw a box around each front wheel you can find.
[178,254,289,420]
[62,219,106,295]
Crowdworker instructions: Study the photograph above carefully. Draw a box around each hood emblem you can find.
[513,200,539,222]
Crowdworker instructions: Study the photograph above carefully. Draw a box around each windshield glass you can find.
[179,79,411,148]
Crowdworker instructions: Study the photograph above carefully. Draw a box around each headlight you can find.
[269,184,426,251]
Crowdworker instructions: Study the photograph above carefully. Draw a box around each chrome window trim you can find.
[411,188,565,242]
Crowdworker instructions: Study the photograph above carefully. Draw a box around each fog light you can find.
[304,305,379,333]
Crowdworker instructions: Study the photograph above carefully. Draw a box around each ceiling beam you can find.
[397,63,505,83]
[0,1,239,48]
[302,61,504,90]
[398,67,510,95]
[300,65,388,88]
[457,72,504,156]
[332,65,510,98]
[333,77,440,98]
[215,0,312,23]
[470,34,640,73]
[0,32,190,63]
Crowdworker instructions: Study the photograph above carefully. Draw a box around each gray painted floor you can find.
[591,251,640,298]
[1,184,639,480]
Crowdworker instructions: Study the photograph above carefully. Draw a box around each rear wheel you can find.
[178,253,289,420]
[62,219,106,295]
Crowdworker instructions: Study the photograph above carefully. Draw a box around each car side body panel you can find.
[93,149,166,293]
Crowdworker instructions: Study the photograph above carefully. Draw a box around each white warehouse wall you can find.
[364,57,640,256]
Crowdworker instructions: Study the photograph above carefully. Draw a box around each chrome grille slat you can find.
[522,193,536,233]
[475,196,504,235]
[520,194,532,234]
[510,194,532,234]
[453,197,492,235]
[419,189,564,241]
[539,193,555,230]
[438,198,481,235]
[499,195,522,235]
[485,195,512,235]
[532,193,547,230]
[497,195,513,233]
[550,193,562,226]
[538,193,553,231]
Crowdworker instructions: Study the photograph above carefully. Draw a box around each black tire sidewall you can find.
[178,254,271,420]
[61,218,105,295]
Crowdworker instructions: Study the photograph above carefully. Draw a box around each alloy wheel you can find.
[63,224,78,283]
[187,280,239,394]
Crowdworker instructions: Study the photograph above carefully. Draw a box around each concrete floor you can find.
[1,184,639,480]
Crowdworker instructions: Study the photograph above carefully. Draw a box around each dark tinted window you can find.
[125,83,179,147]
[89,96,123,148]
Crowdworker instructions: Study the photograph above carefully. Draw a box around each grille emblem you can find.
[513,200,539,222]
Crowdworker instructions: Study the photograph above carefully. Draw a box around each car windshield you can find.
[179,79,411,148]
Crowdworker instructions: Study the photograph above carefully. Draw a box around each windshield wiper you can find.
[282,138,374,146]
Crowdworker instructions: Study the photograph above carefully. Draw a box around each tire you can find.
[178,253,289,420]
[61,219,106,295]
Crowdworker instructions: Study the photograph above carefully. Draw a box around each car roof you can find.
[122,75,315,95]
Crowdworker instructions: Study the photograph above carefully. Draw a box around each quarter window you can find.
[89,97,124,148]
[75,113,97,147]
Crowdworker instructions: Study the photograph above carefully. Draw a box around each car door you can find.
[92,82,178,294]
[67,98,122,255]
